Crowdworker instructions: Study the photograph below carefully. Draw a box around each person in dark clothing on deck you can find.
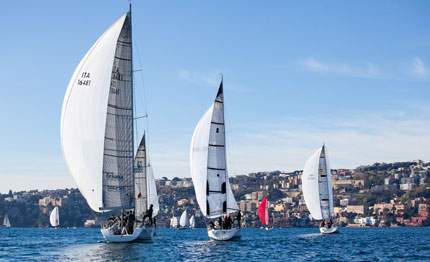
[236,212,242,227]
[143,204,154,225]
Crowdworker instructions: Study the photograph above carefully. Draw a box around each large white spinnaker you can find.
[50,206,60,227]
[61,12,134,212]
[190,82,239,219]
[302,145,334,220]
[180,210,190,227]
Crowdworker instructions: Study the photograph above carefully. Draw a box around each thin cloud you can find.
[227,113,430,175]
[298,57,386,79]
[176,69,257,93]
[299,57,430,81]
[177,69,221,86]
[411,57,430,78]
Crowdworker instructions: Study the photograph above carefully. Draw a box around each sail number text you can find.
[77,72,91,86]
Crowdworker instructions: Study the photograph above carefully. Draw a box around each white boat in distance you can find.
[50,206,60,228]
[1,214,11,228]
[170,216,179,228]
[178,210,190,229]
[190,80,241,241]
[302,145,338,234]
[61,5,159,242]
[190,215,196,229]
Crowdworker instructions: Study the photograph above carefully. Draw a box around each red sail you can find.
[258,197,267,225]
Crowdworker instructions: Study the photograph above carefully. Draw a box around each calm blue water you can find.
[0,227,429,261]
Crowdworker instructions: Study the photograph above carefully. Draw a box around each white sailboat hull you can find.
[320,226,338,234]
[101,227,144,243]
[208,228,241,241]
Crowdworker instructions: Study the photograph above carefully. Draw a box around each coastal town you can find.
[1,160,429,228]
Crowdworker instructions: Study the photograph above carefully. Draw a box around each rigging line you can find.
[133,33,149,139]
[223,76,235,185]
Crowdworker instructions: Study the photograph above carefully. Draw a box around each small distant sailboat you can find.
[258,197,272,230]
[178,210,190,230]
[170,216,179,228]
[190,215,196,229]
[302,145,338,234]
[61,4,159,243]
[1,214,11,228]
[50,206,60,228]
[190,79,241,241]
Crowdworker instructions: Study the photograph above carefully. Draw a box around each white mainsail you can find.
[302,145,334,220]
[3,214,10,227]
[179,210,190,227]
[61,11,134,212]
[134,136,147,219]
[189,215,196,228]
[134,135,160,219]
[50,206,60,227]
[190,81,239,219]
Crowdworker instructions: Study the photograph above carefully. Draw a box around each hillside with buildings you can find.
[1,160,429,228]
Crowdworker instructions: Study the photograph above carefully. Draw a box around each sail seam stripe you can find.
[104,148,133,153]
[207,167,226,170]
[104,153,133,158]
[209,144,225,147]
[107,104,133,110]
[114,56,132,61]
[107,112,133,117]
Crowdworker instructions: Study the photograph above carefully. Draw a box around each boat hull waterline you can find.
[320,226,338,234]
[208,228,241,241]
[101,227,144,243]
[101,225,155,242]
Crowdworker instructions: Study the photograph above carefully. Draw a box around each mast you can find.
[129,2,135,211]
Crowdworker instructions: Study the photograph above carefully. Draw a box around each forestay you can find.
[302,146,334,220]
[61,12,134,212]
[190,82,239,218]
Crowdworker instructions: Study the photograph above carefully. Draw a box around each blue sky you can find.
[0,0,429,193]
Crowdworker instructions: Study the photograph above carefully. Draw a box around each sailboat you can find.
[189,215,196,229]
[50,206,60,228]
[61,5,159,242]
[132,134,160,240]
[170,216,179,228]
[190,79,241,241]
[178,210,190,230]
[302,145,338,234]
[1,214,11,228]
[258,197,272,230]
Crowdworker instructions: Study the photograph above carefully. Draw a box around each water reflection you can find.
[59,242,150,261]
